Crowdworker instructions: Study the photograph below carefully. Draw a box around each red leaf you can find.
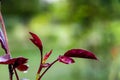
[17,64,28,71]
[0,58,16,64]
[58,55,75,64]
[64,49,98,60]
[0,56,28,67]
[42,49,52,63]
[0,55,28,72]
[29,32,43,53]
[42,63,50,68]
[13,57,28,68]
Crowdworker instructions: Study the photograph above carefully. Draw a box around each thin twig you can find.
[36,51,43,80]
[13,68,20,80]
[38,59,58,80]
[37,52,43,74]
[37,50,43,77]
[8,65,13,80]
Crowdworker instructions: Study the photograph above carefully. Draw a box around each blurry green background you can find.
[1,0,120,80]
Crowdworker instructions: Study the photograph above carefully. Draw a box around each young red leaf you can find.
[58,55,75,64]
[0,55,28,71]
[12,57,28,72]
[17,64,28,71]
[0,29,7,53]
[64,49,97,60]
[42,49,52,64]
[13,57,28,68]
[29,32,43,53]
[42,63,51,68]
[0,56,28,72]
[0,56,27,64]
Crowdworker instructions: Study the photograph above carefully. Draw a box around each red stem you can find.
[8,65,13,80]
[38,59,58,80]
[37,51,43,74]
[13,68,20,80]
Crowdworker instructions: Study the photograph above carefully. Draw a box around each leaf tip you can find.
[29,32,43,53]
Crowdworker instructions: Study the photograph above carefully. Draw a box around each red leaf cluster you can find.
[0,54,28,71]
[58,49,97,64]
[29,32,98,65]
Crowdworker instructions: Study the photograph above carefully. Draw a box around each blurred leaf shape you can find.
[64,49,98,60]
[58,55,75,64]
[29,32,43,54]
[0,54,28,71]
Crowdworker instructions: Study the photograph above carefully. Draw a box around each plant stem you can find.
[37,51,43,74]
[38,59,58,80]
[13,68,20,80]
[0,11,13,80]
[0,11,10,54]
[36,51,43,80]
[8,65,13,80]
